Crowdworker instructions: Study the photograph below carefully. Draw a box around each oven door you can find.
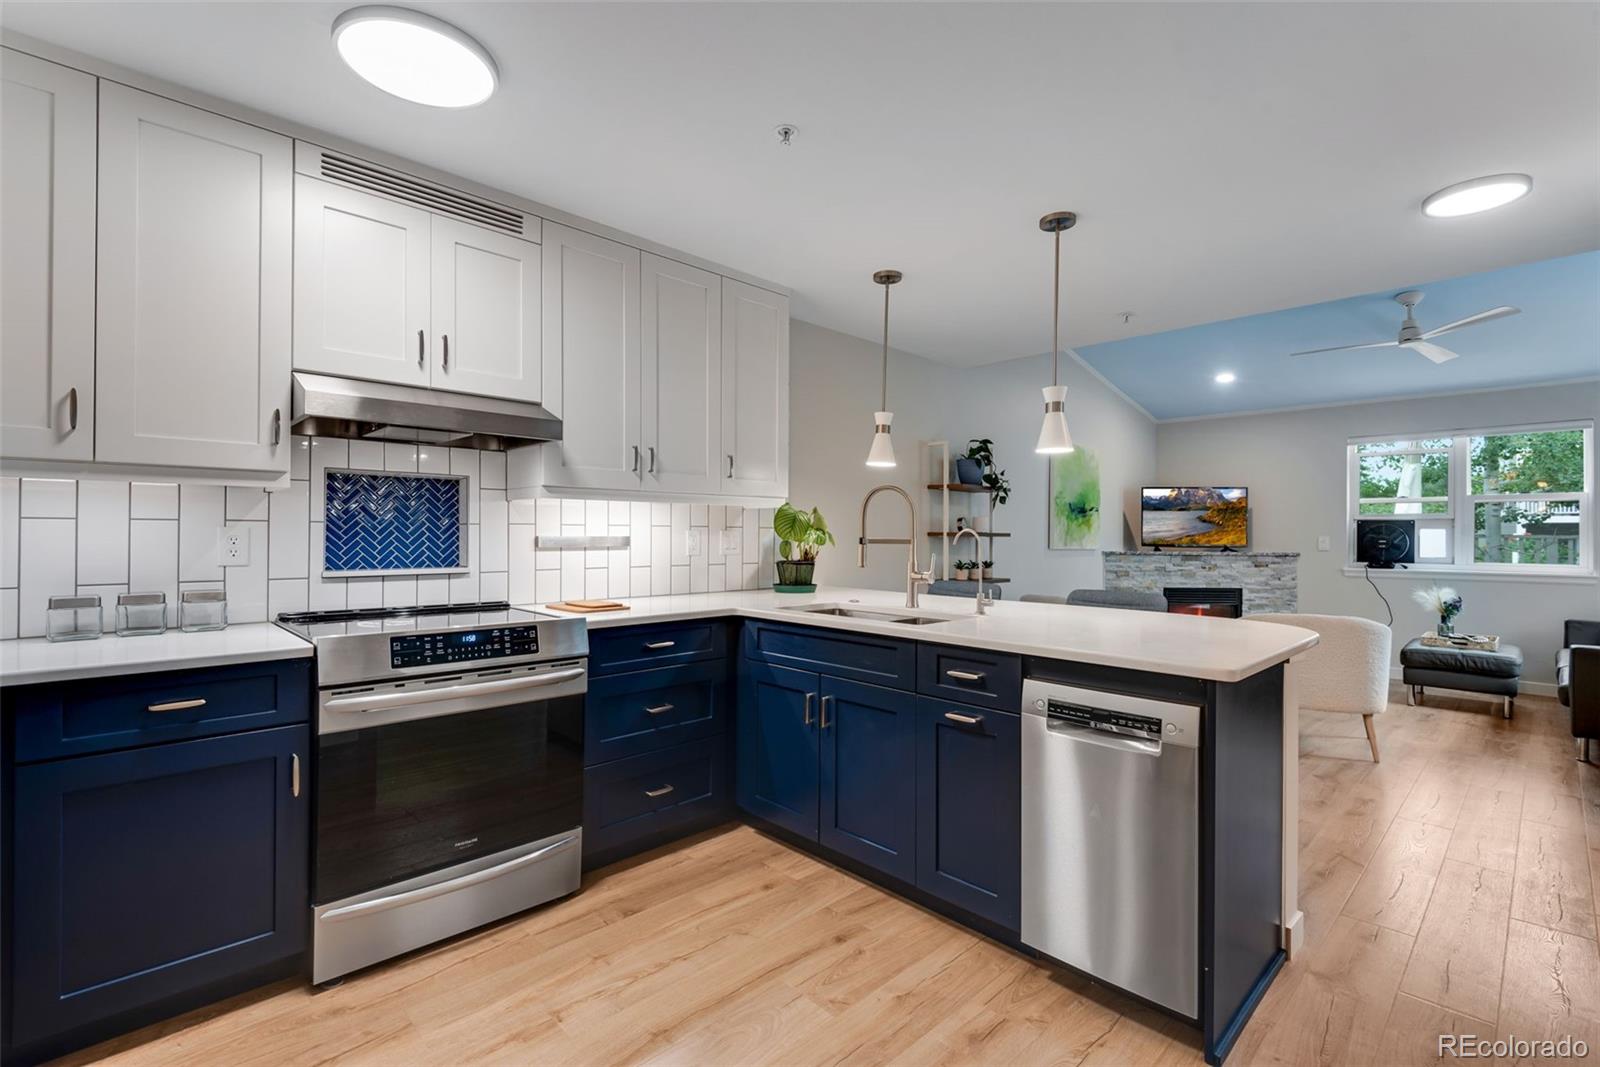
[314,660,586,905]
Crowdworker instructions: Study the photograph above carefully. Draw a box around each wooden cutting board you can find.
[546,599,630,614]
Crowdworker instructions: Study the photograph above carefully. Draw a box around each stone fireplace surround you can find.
[1101,551,1299,614]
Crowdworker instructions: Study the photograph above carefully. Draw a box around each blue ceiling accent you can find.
[1076,251,1600,420]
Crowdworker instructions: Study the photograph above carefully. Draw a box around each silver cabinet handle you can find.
[442,333,450,370]
[644,703,674,715]
[418,329,425,366]
[820,694,834,729]
[803,691,814,726]
[292,753,301,797]
[647,446,656,475]
[271,407,282,446]
[645,785,675,798]
[68,387,78,431]
[325,667,587,713]
[631,445,641,473]
[944,711,983,726]
[946,669,986,682]
[644,640,676,650]
[320,835,579,923]
[726,454,735,478]
[147,698,207,713]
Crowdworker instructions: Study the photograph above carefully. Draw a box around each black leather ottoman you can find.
[1400,638,1523,719]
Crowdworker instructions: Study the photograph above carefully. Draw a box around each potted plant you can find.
[961,438,1011,506]
[982,560,994,580]
[1412,585,1464,636]
[773,502,835,589]
[960,560,977,581]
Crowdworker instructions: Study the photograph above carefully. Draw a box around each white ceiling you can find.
[5,2,1597,368]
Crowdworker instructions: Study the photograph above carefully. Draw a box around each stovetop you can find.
[275,601,545,641]
[274,601,588,687]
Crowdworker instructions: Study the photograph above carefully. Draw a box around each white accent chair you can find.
[1250,612,1392,762]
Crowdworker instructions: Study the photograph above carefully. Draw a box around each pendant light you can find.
[1035,211,1076,455]
[866,269,902,468]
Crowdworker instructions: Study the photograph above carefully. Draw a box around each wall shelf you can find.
[929,530,1009,538]
[925,483,991,494]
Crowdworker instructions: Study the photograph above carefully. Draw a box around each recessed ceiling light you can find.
[1213,371,1236,384]
[1421,174,1532,218]
[333,6,497,108]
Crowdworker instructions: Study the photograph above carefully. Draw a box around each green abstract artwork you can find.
[1049,448,1100,549]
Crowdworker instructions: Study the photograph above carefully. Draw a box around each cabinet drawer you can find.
[583,737,729,864]
[917,644,1022,711]
[584,661,728,765]
[588,621,726,675]
[9,659,312,763]
[741,621,915,690]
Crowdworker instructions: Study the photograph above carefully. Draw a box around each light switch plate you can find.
[1316,535,1331,551]
[685,528,703,557]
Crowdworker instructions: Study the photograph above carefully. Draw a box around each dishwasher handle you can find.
[1044,716,1163,756]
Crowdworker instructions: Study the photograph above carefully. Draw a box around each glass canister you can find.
[179,590,228,632]
[46,595,102,642]
[115,592,168,636]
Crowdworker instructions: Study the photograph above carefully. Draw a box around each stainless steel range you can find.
[275,602,588,984]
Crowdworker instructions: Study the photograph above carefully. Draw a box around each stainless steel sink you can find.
[781,603,953,626]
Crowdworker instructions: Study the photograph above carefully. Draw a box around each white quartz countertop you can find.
[530,586,1318,683]
[0,624,313,688]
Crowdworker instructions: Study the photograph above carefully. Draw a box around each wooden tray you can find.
[546,600,630,614]
[1419,632,1499,651]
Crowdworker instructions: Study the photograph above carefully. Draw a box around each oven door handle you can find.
[318,834,580,923]
[324,667,588,714]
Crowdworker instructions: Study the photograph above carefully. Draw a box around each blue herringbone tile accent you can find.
[324,471,463,572]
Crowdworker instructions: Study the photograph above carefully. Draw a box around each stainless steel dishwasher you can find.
[1021,678,1201,1018]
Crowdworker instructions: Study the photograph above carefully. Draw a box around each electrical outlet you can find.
[685,528,704,557]
[1316,535,1331,552]
[219,527,249,567]
[719,529,739,555]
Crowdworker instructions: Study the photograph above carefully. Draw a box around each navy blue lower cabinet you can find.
[9,724,310,1051]
[583,736,730,867]
[818,676,917,884]
[584,661,729,766]
[735,661,820,839]
[914,697,1021,931]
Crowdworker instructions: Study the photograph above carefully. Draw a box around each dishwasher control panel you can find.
[1045,700,1165,742]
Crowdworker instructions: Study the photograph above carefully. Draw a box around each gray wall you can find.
[787,320,1158,596]
[1154,381,1600,686]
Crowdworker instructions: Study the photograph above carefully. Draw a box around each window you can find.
[1348,422,1594,573]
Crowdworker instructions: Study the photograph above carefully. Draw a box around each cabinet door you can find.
[1,50,96,461]
[735,661,819,838]
[818,675,917,883]
[96,83,291,472]
[431,216,541,401]
[10,725,309,1049]
[915,697,1020,930]
[641,253,721,495]
[720,279,789,498]
[541,222,641,492]
[293,175,431,388]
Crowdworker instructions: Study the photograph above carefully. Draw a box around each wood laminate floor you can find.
[58,689,1600,1066]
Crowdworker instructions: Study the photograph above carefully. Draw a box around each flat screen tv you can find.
[1141,487,1249,548]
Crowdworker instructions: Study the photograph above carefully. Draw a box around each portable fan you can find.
[1355,519,1415,568]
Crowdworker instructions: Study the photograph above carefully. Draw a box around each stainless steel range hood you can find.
[291,373,561,451]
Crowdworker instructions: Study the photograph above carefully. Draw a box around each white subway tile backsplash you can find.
[479,571,508,602]
[416,574,450,606]
[268,578,308,618]
[584,568,608,598]
[709,563,726,592]
[480,451,506,491]
[268,480,310,580]
[179,484,225,582]
[130,482,179,520]
[347,576,383,610]
[630,566,651,598]
[1,477,18,589]
[508,497,536,525]
[224,522,269,623]
[585,499,608,536]
[536,498,561,530]
[308,523,346,611]
[225,486,269,522]
[534,569,560,604]
[77,481,130,585]
[418,446,450,475]
[650,529,671,595]
[384,442,417,472]
[383,575,417,608]
[560,549,585,598]
[20,518,76,637]
[310,437,348,522]
[289,436,312,481]
[481,493,508,570]
[607,546,629,595]
[78,584,127,631]
[670,564,690,594]
[0,589,16,639]
[21,478,76,518]
[129,519,179,609]
[651,502,670,526]
[348,440,385,471]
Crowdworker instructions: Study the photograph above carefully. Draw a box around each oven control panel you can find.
[390,625,540,669]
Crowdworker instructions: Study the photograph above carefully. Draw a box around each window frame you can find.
[1346,420,1594,577]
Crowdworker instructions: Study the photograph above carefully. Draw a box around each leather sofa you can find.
[1560,619,1599,763]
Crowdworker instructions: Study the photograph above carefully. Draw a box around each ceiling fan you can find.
[1290,290,1520,364]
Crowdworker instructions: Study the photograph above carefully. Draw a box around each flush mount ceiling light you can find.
[865,270,902,468]
[1214,371,1237,384]
[333,6,498,108]
[1034,212,1076,455]
[1421,173,1532,218]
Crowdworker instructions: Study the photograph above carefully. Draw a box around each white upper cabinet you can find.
[293,176,431,389]
[721,279,790,499]
[641,254,722,496]
[96,83,292,474]
[430,216,541,401]
[1,50,97,462]
[540,222,642,493]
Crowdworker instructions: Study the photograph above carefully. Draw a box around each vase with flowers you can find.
[1412,585,1464,636]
